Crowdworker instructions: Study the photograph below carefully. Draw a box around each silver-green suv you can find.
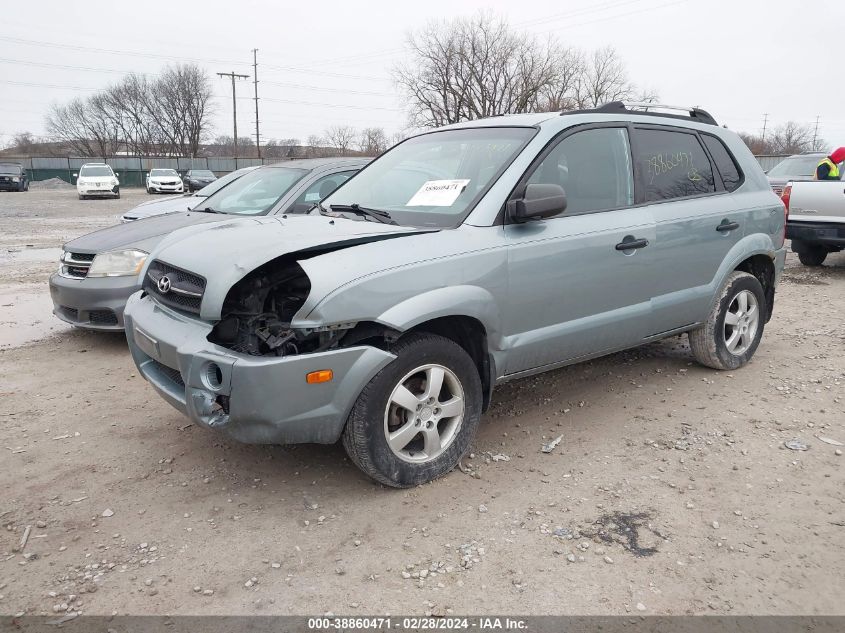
[124,102,787,487]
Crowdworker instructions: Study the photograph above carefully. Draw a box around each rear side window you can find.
[527,127,634,214]
[634,129,715,202]
[701,134,743,192]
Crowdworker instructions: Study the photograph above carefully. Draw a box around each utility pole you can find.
[252,49,261,160]
[217,70,249,158]
[812,115,820,151]
[761,113,769,145]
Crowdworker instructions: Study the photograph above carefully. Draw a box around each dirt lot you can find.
[0,190,843,617]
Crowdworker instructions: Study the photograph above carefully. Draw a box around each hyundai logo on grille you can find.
[157,275,172,294]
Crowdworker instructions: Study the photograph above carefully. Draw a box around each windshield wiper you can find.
[328,203,395,225]
[193,207,223,214]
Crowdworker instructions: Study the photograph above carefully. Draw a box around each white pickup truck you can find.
[784,180,845,265]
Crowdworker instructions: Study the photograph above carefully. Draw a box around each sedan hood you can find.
[124,195,201,220]
[148,214,432,320]
[65,211,227,254]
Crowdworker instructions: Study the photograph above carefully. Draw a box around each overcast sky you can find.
[1,0,843,150]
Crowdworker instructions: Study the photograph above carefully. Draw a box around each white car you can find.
[146,168,184,194]
[75,163,120,200]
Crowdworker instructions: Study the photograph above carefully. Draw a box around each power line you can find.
[535,0,691,34]
[514,0,652,28]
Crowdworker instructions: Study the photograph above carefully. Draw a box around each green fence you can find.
[4,155,269,188]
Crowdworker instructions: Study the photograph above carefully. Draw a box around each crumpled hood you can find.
[65,211,226,254]
[147,214,432,320]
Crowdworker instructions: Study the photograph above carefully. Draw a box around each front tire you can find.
[689,271,766,370]
[797,247,827,267]
[342,333,482,488]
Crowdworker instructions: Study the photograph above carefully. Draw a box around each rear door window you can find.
[701,134,743,192]
[633,128,715,202]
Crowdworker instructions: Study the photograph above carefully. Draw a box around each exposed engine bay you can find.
[207,259,393,357]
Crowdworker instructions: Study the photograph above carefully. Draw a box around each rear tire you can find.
[797,247,827,267]
[689,271,766,370]
[342,333,482,488]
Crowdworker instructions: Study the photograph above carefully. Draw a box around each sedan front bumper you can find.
[124,292,396,445]
[149,183,184,193]
[49,272,139,330]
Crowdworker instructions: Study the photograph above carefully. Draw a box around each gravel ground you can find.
[0,190,843,617]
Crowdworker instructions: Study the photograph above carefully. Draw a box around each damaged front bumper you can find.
[123,291,396,445]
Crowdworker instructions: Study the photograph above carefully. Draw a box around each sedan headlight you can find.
[87,249,148,278]
[12,177,20,182]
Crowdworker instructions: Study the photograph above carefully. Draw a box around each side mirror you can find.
[115,172,120,177]
[509,183,567,222]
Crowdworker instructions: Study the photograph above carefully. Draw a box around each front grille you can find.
[61,252,95,279]
[89,310,118,326]
[60,306,79,320]
[150,359,185,388]
[143,260,205,315]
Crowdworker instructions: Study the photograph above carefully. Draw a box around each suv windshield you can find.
[0,164,22,175]
[190,170,215,178]
[79,166,113,177]
[197,166,307,215]
[322,127,534,228]
[767,156,823,179]
[150,169,178,177]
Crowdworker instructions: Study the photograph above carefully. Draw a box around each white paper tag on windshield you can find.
[406,179,470,207]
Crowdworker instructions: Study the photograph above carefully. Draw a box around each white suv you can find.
[76,163,120,200]
[146,168,184,194]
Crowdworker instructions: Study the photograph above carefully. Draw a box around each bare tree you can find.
[264,138,301,159]
[45,63,214,157]
[324,125,357,156]
[148,64,214,156]
[573,47,638,109]
[358,127,389,155]
[395,12,563,127]
[8,131,37,153]
[46,97,119,157]
[768,122,818,155]
[738,123,827,155]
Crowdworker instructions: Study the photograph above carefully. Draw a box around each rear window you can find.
[766,156,821,179]
[634,129,715,202]
[701,134,743,192]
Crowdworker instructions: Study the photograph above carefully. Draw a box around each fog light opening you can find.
[204,362,223,390]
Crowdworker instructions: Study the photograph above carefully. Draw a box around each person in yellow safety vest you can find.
[815,147,845,180]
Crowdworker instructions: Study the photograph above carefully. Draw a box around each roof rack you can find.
[562,101,718,126]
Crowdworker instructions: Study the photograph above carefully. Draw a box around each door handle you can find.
[615,237,649,251]
[716,220,740,232]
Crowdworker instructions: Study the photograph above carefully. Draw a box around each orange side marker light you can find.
[306,369,333,384]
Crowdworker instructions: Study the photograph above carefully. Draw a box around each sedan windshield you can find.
[767,156,822,179]
[196,167,307,215]
[79,166,113,177]
[150,169,179,177]
[321,127,534,228]
[190,170,215,178]
[194,168,251,197]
